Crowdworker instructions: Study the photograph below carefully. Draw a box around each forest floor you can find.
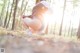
[0,27,80,53]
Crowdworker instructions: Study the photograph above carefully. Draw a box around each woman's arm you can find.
[22,15,32,19]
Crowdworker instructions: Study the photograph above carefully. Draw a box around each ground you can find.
[0,27,80,53]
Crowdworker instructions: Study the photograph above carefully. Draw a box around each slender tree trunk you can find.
[18,0,28,17]
[53,22,56,34]
[3,1,10,28]
[6,0,14,28]
[0,0,7,26]
[64,26,67,36]
[77,20,80,39]
[18,0,24,16]
[36,0,44,4]
[21,0,24,11]
[12,0,18,30]
[59,0,66,35]
[68,20,71,36]
[21,0,28,15]
[71,25,73,37]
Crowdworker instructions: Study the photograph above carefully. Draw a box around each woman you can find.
[22,1,50,34]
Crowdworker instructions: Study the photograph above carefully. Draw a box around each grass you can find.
[0,27,79,43]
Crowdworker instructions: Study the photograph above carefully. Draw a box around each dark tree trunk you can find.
[12,0,18,30]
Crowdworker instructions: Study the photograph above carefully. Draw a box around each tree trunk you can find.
[68,21,71,36]
[3,1,10,28]
[36,0,44,4]
[77,21,80,39]
[0,0,7,26]
[59,0,66,35]
[21,0,28,15]
[18,0,24,16]
[6,0,14,28]
[12,0,18,30]
[21,0,24,11]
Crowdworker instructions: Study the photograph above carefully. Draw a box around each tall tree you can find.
[3,0,10,28]
[6,0,14,28]
[12,0,18,30]
[59,0,66,35]
[0,0,7,26]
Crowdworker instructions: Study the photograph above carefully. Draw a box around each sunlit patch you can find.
[42,11,56,33]
[43,11,55,25]
[42,3,80,34]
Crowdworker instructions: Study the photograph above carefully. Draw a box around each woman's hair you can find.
[32,1,50,17]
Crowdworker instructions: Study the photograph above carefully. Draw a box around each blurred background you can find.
[0,0,80,38]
